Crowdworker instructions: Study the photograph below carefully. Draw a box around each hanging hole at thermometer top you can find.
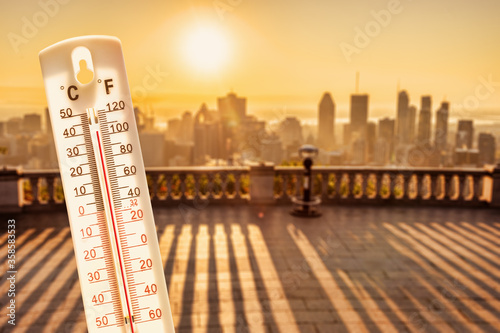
[72,46,94,85]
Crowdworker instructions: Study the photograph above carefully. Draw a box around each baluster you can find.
[220,172,228,199]
[46,175,55,204]
[166,174,172,200]
[415,174,424,200]
[234,172,241,199]
[150,173,159,202]
[347,172,355,199]
[193,174,201,201]
[361,173,368,199]
[443,174,452,201]
[472,175,482,201]
[375,172,383,199]
[403,173,411,200]
[321,172,329,200]
[335,173,342,199]
[29,176,40,205]
[429,174,439,200]
[389,173,397,199]
[457,174,466,201]
[179,174,187,199]
[295,173,301,198]
[207,173,215,200]
[281,174,288,200]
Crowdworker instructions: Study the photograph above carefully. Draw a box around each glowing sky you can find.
[1,0,500,120]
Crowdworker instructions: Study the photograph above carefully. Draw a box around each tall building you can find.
[317,92,335,150]
[260,132,283,165]
[351,137,366,165]
[218,92,246,127]
[278,117,302,148]
[378,117,395,160]
[139,131,165,167]
[217,92,247,159]
[408,105,417,143]
[455,120,474,149]
[374,138,390,165]
[434,102,449,150]
[23,113,42,134]
[417,96,432,145]
[179,111,194,143]
[6,118,22,135]
[166,118,181,141]
[477,133,496,165]
[193,104,222,165]
[366,122,376,163]
[396,90,410,144]
[349,94,368,142]
[239,115,266,161]
[343,123,351,147]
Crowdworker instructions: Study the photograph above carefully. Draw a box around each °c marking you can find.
[68,85,79,101]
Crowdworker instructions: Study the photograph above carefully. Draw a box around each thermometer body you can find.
[39,36,174,333]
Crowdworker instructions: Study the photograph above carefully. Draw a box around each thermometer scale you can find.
[39,36,175,332]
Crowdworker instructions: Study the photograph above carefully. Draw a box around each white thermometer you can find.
[39,36,175,333]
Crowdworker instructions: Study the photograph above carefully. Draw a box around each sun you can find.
[183,25,230,73]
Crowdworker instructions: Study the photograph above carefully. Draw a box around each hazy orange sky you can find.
[1,0,500,121]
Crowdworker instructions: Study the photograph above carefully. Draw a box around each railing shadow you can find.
[2,205,499,332]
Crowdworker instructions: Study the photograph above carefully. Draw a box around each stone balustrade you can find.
[1,164,498,212]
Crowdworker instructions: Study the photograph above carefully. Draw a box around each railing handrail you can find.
[14,165,491,176]
[276,165,490,175]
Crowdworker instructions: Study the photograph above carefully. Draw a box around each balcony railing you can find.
[1,164,498,213]
[275,166,491,206]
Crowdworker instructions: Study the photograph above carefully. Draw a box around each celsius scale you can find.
[39,35,175,333]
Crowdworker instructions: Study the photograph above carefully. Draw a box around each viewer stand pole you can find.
[291,145,322,218]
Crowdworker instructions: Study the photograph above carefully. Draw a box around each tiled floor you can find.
[1,205,499,332]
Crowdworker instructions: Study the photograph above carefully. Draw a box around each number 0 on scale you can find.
[39,36,175,332]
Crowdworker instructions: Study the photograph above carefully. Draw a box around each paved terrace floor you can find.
[0,205,499,333]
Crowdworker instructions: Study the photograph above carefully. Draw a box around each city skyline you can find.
[1,89,496,170]
[1,0,500,121]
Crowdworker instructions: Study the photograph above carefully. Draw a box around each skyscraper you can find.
[366,122,376,163]
[23,113,42,134]
[193,104,222,165]
[455,120,474,149]
[179,111,194,143]
[279,117,303,148]
[349,94,368,140]
[317,92,335,150]
[417,96,432,145]
[478,133,496,165]
[396,90,410,144]
[217,92,246,127]
[408,105,417,143]
[378,117,395,160]
[434,102,449,150]
[217,92,247,159]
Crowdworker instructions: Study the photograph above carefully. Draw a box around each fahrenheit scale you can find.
[39,36,175,332]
